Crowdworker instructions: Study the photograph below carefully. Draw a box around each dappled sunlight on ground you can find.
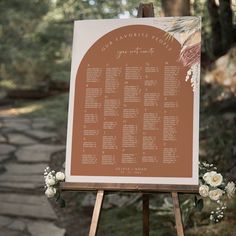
[0,104,42,117]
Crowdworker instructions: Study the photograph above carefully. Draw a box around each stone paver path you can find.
[0,115,66,236]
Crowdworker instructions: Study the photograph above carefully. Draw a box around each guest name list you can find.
[70,24,194,178]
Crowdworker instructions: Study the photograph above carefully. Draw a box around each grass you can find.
[97,205,176,236]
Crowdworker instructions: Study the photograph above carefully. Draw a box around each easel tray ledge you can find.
[61,182,198,193]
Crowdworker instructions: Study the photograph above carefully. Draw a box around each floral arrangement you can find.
[44,166,66,207]
[43,162,235,222]
[197,161,235,223]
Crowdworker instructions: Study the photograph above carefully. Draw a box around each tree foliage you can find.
[0,0,235,89]
[0,0,50,88]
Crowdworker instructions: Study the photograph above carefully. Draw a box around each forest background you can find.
[0,1,236,235]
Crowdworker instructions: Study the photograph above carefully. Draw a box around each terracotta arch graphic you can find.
[70,24,193,178]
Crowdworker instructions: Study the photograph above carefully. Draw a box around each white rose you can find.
[208,173,223,187]
[225,181,235,198]
[209,189,224,201]
[45,187,56,198]
[45,176,56,186]
[203,171,216,184]
[199,185,209,197]
[56,172,65,181]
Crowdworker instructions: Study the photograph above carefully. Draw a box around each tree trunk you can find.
[219,0,234,52]
[161,0,190,16]
[207,0,223,57]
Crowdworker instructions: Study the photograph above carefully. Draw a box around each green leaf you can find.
[58,198,66,208]
[195,198,204,212]
[194,195,198,205]
[55,192,60,202]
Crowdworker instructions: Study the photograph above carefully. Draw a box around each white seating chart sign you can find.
[66,17,201,185]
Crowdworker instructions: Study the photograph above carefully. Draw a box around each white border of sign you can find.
[65,17,200,185]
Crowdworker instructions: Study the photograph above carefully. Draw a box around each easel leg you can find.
[139,2,153,235]
[89,190,104,236]
[171,192,184,236]
[142,194,149,236]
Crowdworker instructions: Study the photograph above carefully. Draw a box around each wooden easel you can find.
[62,3,198,236]
[62,182,198,236]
